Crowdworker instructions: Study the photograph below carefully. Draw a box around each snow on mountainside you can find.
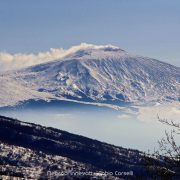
[0,43,180,108]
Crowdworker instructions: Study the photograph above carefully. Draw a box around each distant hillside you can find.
[0,115,178,179]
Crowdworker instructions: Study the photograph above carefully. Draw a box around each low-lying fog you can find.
[1,101,179,152]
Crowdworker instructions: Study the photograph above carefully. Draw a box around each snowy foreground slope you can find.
[0,44,179,108]
[0,115,179,179]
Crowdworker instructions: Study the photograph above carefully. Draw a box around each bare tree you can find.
[143,115,180,178]
[145,115,180,178]
[156,115,180,176]
[157,115,180,163]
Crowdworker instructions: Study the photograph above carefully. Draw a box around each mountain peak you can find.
[63,43,126,59]
[69,43,121,51]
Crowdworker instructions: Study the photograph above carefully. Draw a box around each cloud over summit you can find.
[0,43,118,72]
[0,48,65,72]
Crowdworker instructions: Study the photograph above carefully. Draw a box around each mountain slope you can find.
[0,115,177,179]
[0,44,179,108]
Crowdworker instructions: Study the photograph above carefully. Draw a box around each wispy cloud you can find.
[117,114,132,120]
[0,49,64,72]
[53,113,73,120]
[0,43,117,72]
[137,102,180,123]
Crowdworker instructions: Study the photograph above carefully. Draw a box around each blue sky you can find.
[0,0,179,66]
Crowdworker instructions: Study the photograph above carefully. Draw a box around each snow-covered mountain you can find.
[0,43,180,108]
